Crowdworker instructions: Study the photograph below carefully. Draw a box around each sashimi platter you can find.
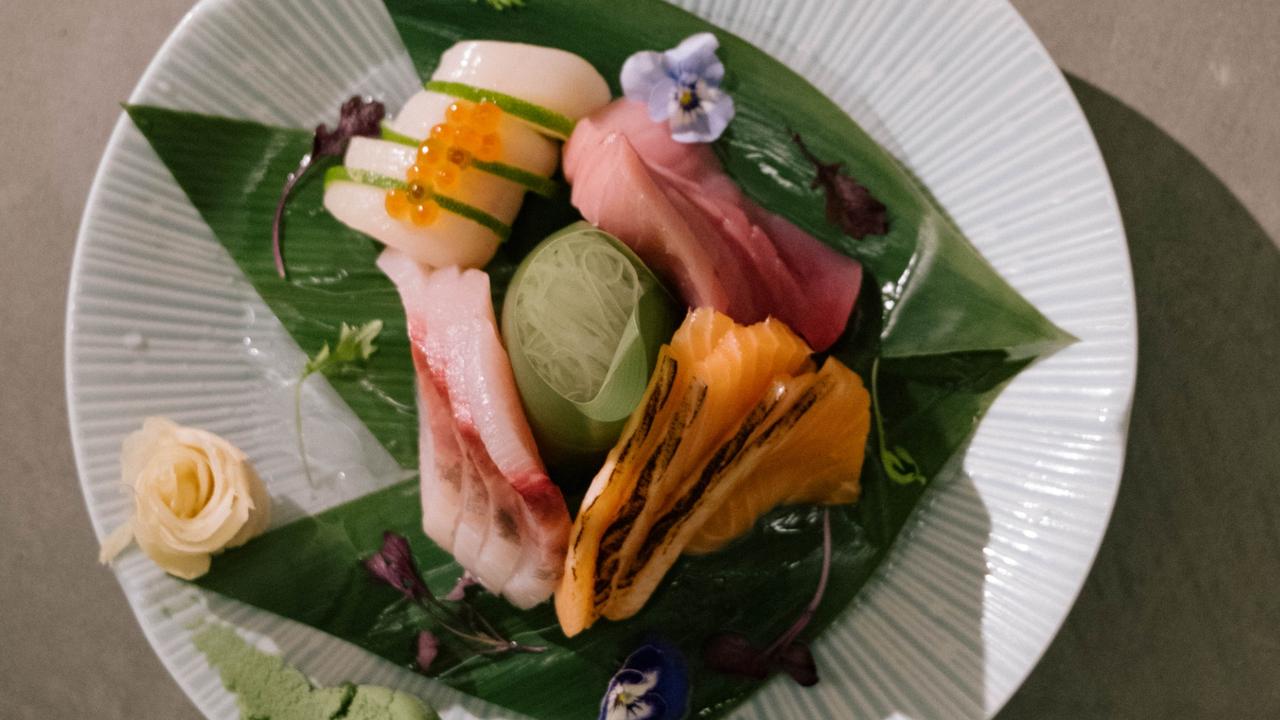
[89,0,1080,718]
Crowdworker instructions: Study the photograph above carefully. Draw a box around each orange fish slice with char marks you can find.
[556,308,870,636]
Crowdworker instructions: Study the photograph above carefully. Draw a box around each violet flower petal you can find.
[663,32,720,78]
[646,78,678,122]
[621,50,670,105]
[620,32,735,144]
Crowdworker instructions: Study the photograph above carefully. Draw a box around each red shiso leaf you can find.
[363,531,429,602]
[791,132,888,239]
[273,96,385,278]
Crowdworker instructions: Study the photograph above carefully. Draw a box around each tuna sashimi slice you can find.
[563,100,862,351]
[378,249,571,608]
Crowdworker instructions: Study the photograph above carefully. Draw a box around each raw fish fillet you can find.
[378,249,570,608]
[563,100,863,351]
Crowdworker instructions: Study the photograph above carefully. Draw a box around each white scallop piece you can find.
[389,90,560,177]
[432,40,613,128]
[323,180,502,271]
[342,136,525,220]
[67,0,1135,719]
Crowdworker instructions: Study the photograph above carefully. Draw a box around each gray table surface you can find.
[2,1,1277,718]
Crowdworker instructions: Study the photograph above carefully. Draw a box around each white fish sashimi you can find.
[378,250,571,608]
[433,41,612,128]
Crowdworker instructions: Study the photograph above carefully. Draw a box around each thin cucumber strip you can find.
[324,166,511,240]
[379,123,420,148]
[471,160,558,198]
[424,80,575,139]
[377,128,557,197]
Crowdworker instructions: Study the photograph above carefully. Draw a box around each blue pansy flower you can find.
[599,642,690,720]
[621,32,736,144]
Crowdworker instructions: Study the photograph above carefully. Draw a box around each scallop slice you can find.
[432,41,612,131]
[323,182,500,270]
[388,90,559,178]
[344,136,525,221]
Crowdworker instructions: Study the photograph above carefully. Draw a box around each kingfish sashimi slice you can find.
[378,250,570,608]
[565,131,732,312]
[563,100,863,351]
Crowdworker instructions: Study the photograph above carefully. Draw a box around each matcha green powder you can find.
[194,626,438,720]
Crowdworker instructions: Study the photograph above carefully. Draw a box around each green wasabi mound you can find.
[194,626,439,720]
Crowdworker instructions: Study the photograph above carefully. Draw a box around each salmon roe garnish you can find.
[386,99,506,228]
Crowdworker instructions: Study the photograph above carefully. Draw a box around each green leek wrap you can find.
[501,222,677,466]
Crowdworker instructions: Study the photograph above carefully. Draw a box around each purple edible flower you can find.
[621,32,736,144]
[364,531,429,601]
[600,643,689,720]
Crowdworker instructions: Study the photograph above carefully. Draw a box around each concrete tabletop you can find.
[2,1,1276,718]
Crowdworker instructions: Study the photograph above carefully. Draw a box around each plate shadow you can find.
[997,76,1280,719]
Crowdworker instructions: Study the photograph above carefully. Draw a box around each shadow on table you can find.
[998,76,1280,718]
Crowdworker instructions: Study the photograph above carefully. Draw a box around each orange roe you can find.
[386,99,505,228]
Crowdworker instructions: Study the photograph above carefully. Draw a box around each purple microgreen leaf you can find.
[791,132,888,239]
[272,96,385,279]
[444,570,480,602]
[415,631,439,673]
[364,529,545,665]
[777,641,819,687]
[767,509,833,655]
[705,510,833,688]
[313,96,386,158]
[363,531,429,602]
[702,632,770,680]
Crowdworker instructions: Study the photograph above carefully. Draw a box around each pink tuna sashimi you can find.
[563,100,862,351]
[378,249,570,609]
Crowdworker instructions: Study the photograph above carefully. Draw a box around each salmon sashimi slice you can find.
[563,100,863,351]
[684,358,869,554]
[556,309,869,635]
[378,249,570,609]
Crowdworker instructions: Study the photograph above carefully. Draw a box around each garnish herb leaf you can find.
[870,358,927,485]
[791,132,888,240]
[703,509,832,686]
[304,320,385,379]
[273,97,386,278]
[296,320,384,487]
[365,532,544,665]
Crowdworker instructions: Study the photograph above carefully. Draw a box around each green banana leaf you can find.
[124,0,1073,717]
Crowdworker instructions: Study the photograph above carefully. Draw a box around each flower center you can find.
[677,85,699,110]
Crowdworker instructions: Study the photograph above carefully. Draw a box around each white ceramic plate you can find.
[66,0,1136,717]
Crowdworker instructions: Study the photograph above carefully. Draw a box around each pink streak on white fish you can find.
[377,249,570,609]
